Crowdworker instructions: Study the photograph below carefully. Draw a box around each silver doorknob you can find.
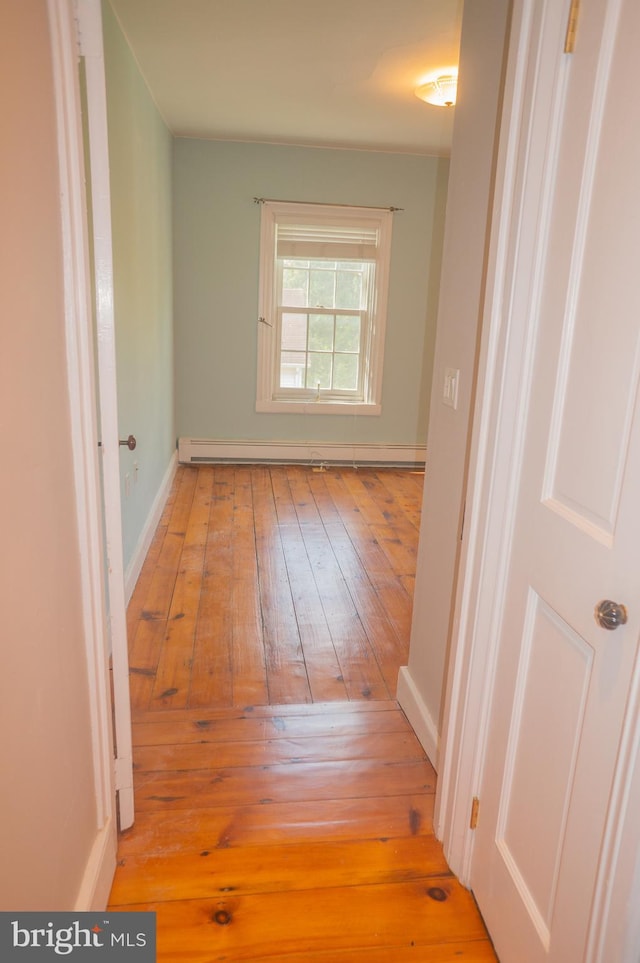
[595,600,628,630]
[119,435,137,451]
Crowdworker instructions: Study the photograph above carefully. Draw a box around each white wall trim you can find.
[434,0,554,882]
[48,0,116,907]
[77,0,135,830]
[397,666,439,770]
[255,399,382,416]
[125,451,178,602]
[178,437,426,467]
[48,0,115,851]
[73,818,117,911]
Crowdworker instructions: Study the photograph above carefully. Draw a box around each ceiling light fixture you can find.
[415,74,458,108]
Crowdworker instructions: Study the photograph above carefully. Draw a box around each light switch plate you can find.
[443,367,460,410]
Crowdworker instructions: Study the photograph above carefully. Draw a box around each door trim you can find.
[47,0,116,906]
[76,0,135,830]
[434,0,538,881]
[436,1,640,958]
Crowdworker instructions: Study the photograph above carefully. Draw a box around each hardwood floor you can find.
[109,701,496,961]
[126,465,423,709]
[110,466,496,960]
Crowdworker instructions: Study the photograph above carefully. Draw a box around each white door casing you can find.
[47,0,117,904]
[47,0,134,902]
[436,0,640,960]
[76,0,134,831]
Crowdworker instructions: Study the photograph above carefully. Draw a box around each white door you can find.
[77,0,135,830]
[470,0,640,960]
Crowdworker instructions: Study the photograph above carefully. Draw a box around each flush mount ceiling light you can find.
[415,74,458,107]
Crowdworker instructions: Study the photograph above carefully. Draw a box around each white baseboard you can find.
[397,665,440,770]
[74,818,117,911]
[124,451,178,603]
[178,437,426,468]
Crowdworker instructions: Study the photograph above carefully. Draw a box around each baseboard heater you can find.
[178,438,426,469]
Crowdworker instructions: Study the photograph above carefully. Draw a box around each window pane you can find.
[280,351,306,388]
[334,354,359,391]
[309,269,335,307]
[307,352,332,389]
[281,313,308,351]
[308,314,334,351]
[282,268,308,305]
[335,315,360,352]
[336,270,363,309]
[310,260,336,269]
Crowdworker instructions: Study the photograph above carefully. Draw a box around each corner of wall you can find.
[396,665,440,770]
[124,450,178,602]
[74,818,117,911]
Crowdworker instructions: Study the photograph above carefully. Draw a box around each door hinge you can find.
[470,796,480,830]
[564,0,581,53]
[72,1,85,57]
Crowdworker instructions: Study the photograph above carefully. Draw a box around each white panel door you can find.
[471,1,640,960]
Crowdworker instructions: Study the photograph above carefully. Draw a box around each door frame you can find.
[47,0,117,905]
[48,0,134,868]
[435,1,640,958]
[75,0,135,830]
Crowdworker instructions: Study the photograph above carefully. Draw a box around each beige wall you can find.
[0,1,102,908]
[401,0,511,752]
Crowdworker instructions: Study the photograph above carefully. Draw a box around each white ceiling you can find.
[108,0,464,156]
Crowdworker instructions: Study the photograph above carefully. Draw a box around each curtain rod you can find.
[253,197,403,212]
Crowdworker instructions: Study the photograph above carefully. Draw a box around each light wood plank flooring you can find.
[110,466,496,960]
[109,701,496,961]
[126,465,424,709]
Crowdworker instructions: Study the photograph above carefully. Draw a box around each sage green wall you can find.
[173,139,448,445]
[103,0,175,568]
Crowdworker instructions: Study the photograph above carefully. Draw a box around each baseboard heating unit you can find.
[178,438,426,469]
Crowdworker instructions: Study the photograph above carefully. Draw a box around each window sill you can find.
[256,399,382,416]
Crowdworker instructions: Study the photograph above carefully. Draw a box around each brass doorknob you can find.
[595,600,628,630]
[119,435,137,451]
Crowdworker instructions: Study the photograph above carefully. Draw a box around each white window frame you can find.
[256,201,392,415]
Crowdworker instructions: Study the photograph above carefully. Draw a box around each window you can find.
[256,201,393,414]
